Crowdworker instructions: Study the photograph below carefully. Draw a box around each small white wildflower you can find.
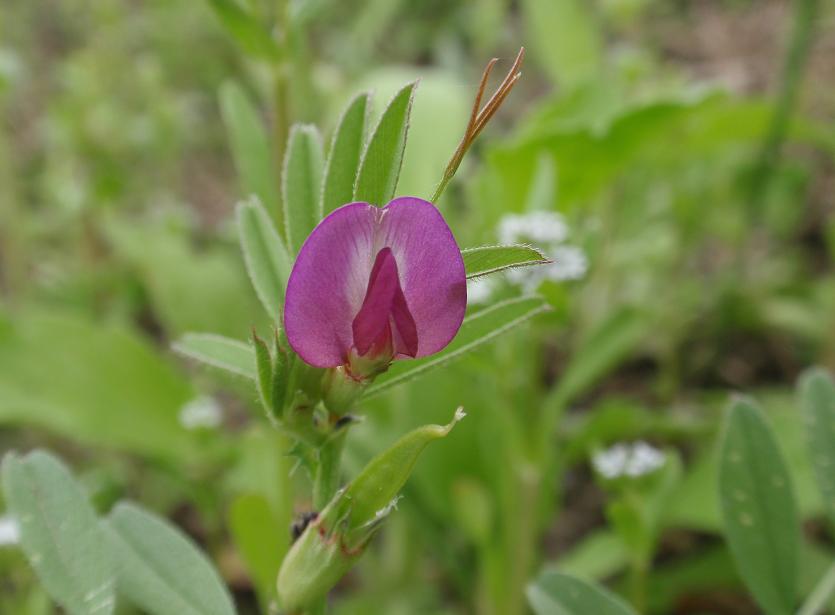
[593,442,665,479]
[496,211,588,292]
[498,211,568,246]
[593,444,630,480]
[466,276,499,304]
[179,395,222,430]
[546,245,588,282]
[0,516,20,547]
[626,442,666,477]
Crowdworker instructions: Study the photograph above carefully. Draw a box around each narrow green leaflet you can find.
[219,82,280,217]
[106,502,235,615]
[462,244,549,279]
[229,494,285,609]
[718,398,799,615]
[354,82,416,206]
[236,197,292,320]
[283,124,324,254]
[1,451,115,615]
[322,93,370,215]
[173,333,255,380]
[799,367,835,527]
[367,296,550,396]
[527,570,637,615]
[207,0,281,61]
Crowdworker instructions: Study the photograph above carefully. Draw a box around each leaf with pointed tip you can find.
[2,451,115,615]
[462,244,549,279]
[219,83,280,219]
[207,0,281,61]
[322,93,370,215]
[799,368,835,527]
[277,409,464,611]
[354,82,416,206]
[719,397,799,615]
[367,296,550,396]
[106,502,235,615]
[283,124,324,254]
[237,197,292,320]
[173,333,255,380]
[527,570,636,615]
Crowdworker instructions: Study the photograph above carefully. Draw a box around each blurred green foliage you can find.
[1,0,834,613]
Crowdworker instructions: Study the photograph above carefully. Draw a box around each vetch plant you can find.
[187,48,549,614]
[0,49,554,615]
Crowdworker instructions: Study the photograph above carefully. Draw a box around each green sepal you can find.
[271,330,289,417]
[252,330,274,418]
[276,408,465,611]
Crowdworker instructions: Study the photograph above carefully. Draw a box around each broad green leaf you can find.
[236,197,292,320]
[173,333,255,380]
[367,296,550,396]
[0,311,197,462]
[462,244,549,279]
[219,82,280,218]
[282,124,324,254]
[106,502,235,615]
[354,81,416,206]
[322,93,370,215]
[719,398,799,615]
[2,451,115,615]
[520,0,602,88]
[229,494,285,609]
[207,0,281,61]
[527,570,636,615]
[799,368,835,527]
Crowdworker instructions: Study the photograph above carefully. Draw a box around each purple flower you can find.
[284,197,467,373]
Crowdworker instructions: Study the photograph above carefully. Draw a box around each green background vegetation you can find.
[1,0,834,613]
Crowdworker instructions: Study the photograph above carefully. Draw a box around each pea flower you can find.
[284,197,467,379]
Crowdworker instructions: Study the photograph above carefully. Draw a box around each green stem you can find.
[798,561,835,615]
[629,558,648,614]
[746,0,819,219]
[312,428,346,512]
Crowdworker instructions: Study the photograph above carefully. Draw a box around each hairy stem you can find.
[313,428,347,512]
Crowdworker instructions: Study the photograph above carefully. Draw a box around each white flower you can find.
[593,442,665,479]
[466,276,499,304]
[179,395,223,430]
[546,245,588,282]
[496,211,588,292]
[0,516,20,547]
[498,211,568,245]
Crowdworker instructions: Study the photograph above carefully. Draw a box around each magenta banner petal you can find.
[284,202,377,367]
[379,197,466,357]
[284,197,466,368]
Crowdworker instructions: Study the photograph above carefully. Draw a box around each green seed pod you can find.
[276,408,465,611]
